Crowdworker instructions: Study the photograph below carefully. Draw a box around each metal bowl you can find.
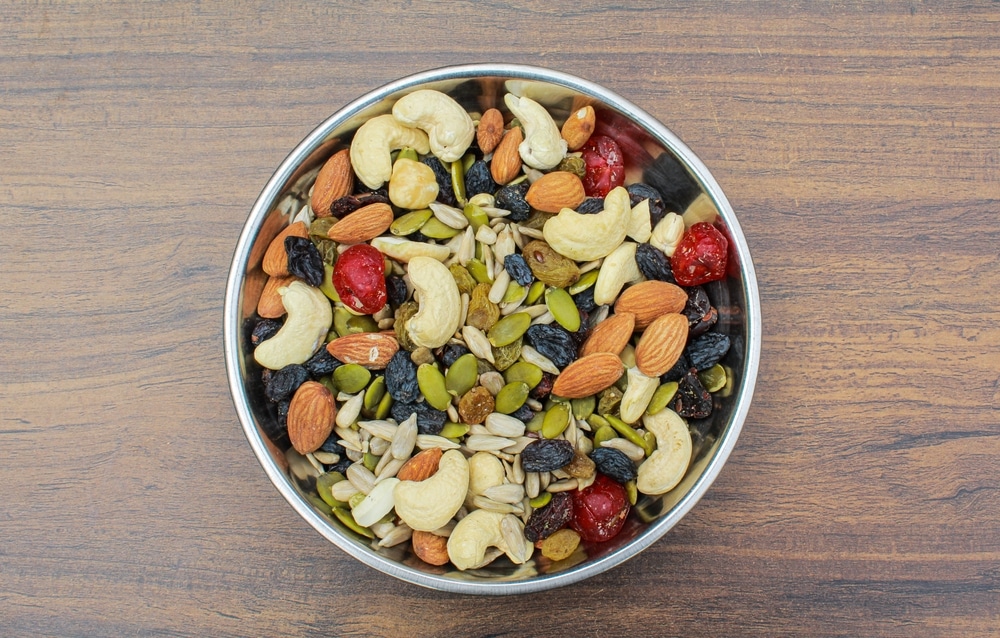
[224,64,761,594]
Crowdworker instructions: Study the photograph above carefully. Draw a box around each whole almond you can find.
[525,171,586,213]
[326,332,399,369]
[477,108,504,154]
[635,313,689,377]
[256,274,297,319]
[310,149,354,217]
[614,280,688,330]
[580,311,636,357]
[561,105,596,151]
[397,447,443,482]
[551,352,624,399]
[287,381,337,454]
[262,221,309,277]
[327,202,394,243]
[490,126,524,185]
[411,530,450,566]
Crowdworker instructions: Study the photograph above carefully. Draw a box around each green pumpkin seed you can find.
[542,403,571,439]
[334,364,371,394]
[397,147,419,162]
[439,422,470,439]
[320,263,340,302]
[593,424,618,447]
[488,312,531,347]
[390,209,433,236]
[462,152,475,173]
[643,430,657,455]
[495,381,530,414]
[571,396,596,421]
[544,287,581,332]
[463,202,489,231]
[568,269,599,294]
[319,375,336,397]
[375,391,393,419]
[306,492,333,515]
[605,414,654,457]
[362,452,379,472]
[332,506,375,538]
[525,410,545,433]
[364,376,386,412]
[698,364,727,393]
[316,471,346,507]
[504,361,543,389]
[587,414,611,431]
[349,491,367,509]
[525,280,546,305]
[502,281,526,304]
[625,480,638,506]
[445,353,479,397]
[334,307,379,338]
[420,216,462,239]
[529,492,552,509]
[451,159,467,206]
[417,363,451,411]
[466,258,493,284]
[492,337,522,372]
[646,381,678,416]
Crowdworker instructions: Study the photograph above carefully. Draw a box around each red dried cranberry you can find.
[332,244,387,314]
[670,222,729,287]
[569,474,630,542]
[579,135,625,198]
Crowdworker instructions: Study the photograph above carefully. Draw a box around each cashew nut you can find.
[388,158,439,209]
[593,241,644,306]
[393,449,469,531]
[649,212,684,256]
[627,199,653,243]
[253,280,333,370]
[636,408,692,495]
[406,256,462,349]
[392,89,475,163]
[542,186,630,262]
[619,367,661,424]
[446,509,508,570]
[503,94,567,170]
[370,236,451,263]
[466,452,506,507]
[349,114,430,190]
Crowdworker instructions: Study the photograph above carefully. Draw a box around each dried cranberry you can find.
[670,222,729,287]
[579,135,625,197]
[570,474,630,542]
[332,244,387,314]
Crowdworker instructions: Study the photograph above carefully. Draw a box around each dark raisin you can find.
[319,435,345,455]
[260,398,291,445]
[660,353,690,383]
[673,369,713,419]
[421,156,456,206]
[510,404,535,423]
[572,286,597,313]
[265,364,309,403]
[303,348,341,378]
[329,190,390,218]
[439,343,470,367]
[689,306,718,338]
[464,159,497,198]
[682,286,711,324]
[635,243,676,283]
[589,448,638,484]
[385,275,409,309]
[627,182,667,226]
[494,182,530,222]
[503,253,534,287]
[385,350,420,403]
[575,197,605,214]
[521,438,575,472]
[642,153,701,213]
[530,372,555,400]
[251,318,283,346]
[284,236,325,287]
[390,401,447,435]
[525,323,577,369]
[686,332,731,371]
[523,492,574,542]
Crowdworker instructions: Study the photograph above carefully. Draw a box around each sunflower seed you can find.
[472,495,522,514]
[485,483,525,504]
[501,514,531,564]
[520,344,561,375]
[332,479,360,503]
[516,225,545,239]
[358,420,397,441]
[346,463,376,495]
[600,437,647,463]
[479,371,505,396]
[485,413,526,438]
[377,523,413,548]
[368,436,390,457]
[465,434,516,452]
[429,201,470,229]
[462,325,495,363]
[416,434,461,450]
[488,269,511,304]
[390,414,418,459]
[476,224,498,245]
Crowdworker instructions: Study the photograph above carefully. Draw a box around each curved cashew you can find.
[503,94,567,170]
[627,199,653,243]
[446,509,507,570]
[542,186,630,261]
[649,212,684,256]
[393,449,469,531]
[349,114,430,190]
[593,241,644,306]
[392,89,475,163]
[406,256,462,349]
[619,367,661,424]
[254,280,333,370]
[636,409,692,495]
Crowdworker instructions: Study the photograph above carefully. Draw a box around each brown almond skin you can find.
[525,171,586,213]
[310,149,354,217]
[477,108,504,154]
[397,447,443,482]
[580,311,636,357]
[262,221,309,277]
[326,332,399,370]
[327,202,394,243]
[491,127,524,185]
[411,530,450,566]
[551,352,624,399]
[614,280,688,330]
[287,381,336,454]
[635,313,689,377]
[256,274,297,319]
[561,105,596,151]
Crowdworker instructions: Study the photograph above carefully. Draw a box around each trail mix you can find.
[251,89,733,570]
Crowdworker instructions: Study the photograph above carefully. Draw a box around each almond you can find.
[525,171,586,213]
[551,352,624,399]
[327,202,394,243]
[411,530,450,566]
[326,331,399,369]
[580,311,636,357]
[477,108,504,154]
[262,221,309,276]
[561,105,596,151]
[287,381,337,454]
[310,149,354,217]
[614,280,688,330]
[490,126,524,185]
[397,447,443,482]
[634,313,689,377]
[256,274,297,319]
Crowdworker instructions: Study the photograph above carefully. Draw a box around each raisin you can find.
[284,236,325,287]
[589,448,638,484]
[689,306,718,338]
[421,156,456,206]
[522,241,580,289]
[319,435,351,473]
[385,350,420,403]
[673,369,713,419]
[525,323,577,369]
[260,398,291,444]
[494,182,530,222]
[530,372,555,401]
[634,243,676,283]
[503,253,534,287]
[265,364,309,403]
[329,190,390,218]
[524,492,574,542]
[464,159,497,198]
[303,348,341,378]
[627,182,667,226]
[250,318,282,346]
[439,343,470,367]
[686,332,731,371]
[575,197,605,214]
[510,404,535,423]
[385,275,409,309]
[660,353,691,383]
[572,286,597,313]
[521,438,575,472]
[682,286,712,325]
[642,152,700,213]
[390,400,447,435]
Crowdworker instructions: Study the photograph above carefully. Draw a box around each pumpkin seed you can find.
[334,307,379,338]
[488,312,531,347]
[646,381,678,415]
[445,353,479,397]
[420,216,462,239]
[503,361,543,389]
[332,506,375,538]
[397,147,419,162]
[316,471,347,507]
[390,209,433,236]
[319,263,340,302]
[525,411,545,433]
[528,491,552,509]
[625,480,638,506]
[463,202,490,231]
[417,363,451,411]
[495,381,530,414]
[605,414,655,457]
[544,287,581,332]
[567,269,600,295]
[362,452,379,472]
[571,396,596,421]
[334,364,371,394]
[525,280,546,305]
[466,258,493,284]
[541,403,571,439]
[698,364,727,393]
[439,421,470,439]
[375,391,393,419]
[363,376,386,413]
[501,281,526,304]
[451,159,467,206]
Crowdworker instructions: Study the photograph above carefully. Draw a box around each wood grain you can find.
[1,1,998,636]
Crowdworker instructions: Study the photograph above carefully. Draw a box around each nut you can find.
[326,332,399,369]
[256,274,297,319]
[476,108,504,154]
[254,280,334,370]
[503,94,567,170]
[467,451,506,500]
[446,508,507,571]
[262,221,309,276]
[525,171,586,213]
[327,202,394,243]
[396,447,443,481]
[627,198,653,243]
[349,114,430,189]
[490,126,524,185]
[393,449,470,531]
[579,311,635,357]
[411,530,451,566]
[551,352,624,399]
[593,241,644,306]
[388,158,439,210]
[406,256,463,349]
[649,212,685,256]
[634,313,689,377]
[614,280,688,330]
[392,89,475,163]
[286,381,337,454]
[310,148,354,217]
[542,186,630,261]
[561,105,596,151]
[619,367,661,424]
[636,408,692,495]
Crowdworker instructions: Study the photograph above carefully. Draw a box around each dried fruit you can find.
[579,135,625,198]
[627,182,667,226]
[541,528,582,561]
[385,350,420,403]
[390,400,447,435]
[420,156,456,207]
[503,253,534,287]
[385,275,409,308]
[329,189,390,219]
[264,364,309,403]
[563,450,597,479]
[440,343,471,367]
[524,323,577,369]
[523,492,573,542]
[332,244,388,314]
[393,301,419,351]
[466,283,500,331]
[589,447,638,484]
[673,368,713,419]
[570,474,629,542]
[251,317,282,347]
[494,182,531,222]
[491,336,522,372]
[284,236,325,288]
[464,159,498,198]
[634,242,676,283]
[458,386,495,425]
[521,438,575,473]
[262,221,309,277]
[522,240,581,289]
[670,222,729,286]
[686,332,731,371]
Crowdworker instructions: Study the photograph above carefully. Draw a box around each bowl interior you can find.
[225,64,760,594]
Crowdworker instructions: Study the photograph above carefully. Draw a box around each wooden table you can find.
[2,2,997,636]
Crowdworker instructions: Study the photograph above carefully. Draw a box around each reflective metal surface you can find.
[224,64,761,594]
